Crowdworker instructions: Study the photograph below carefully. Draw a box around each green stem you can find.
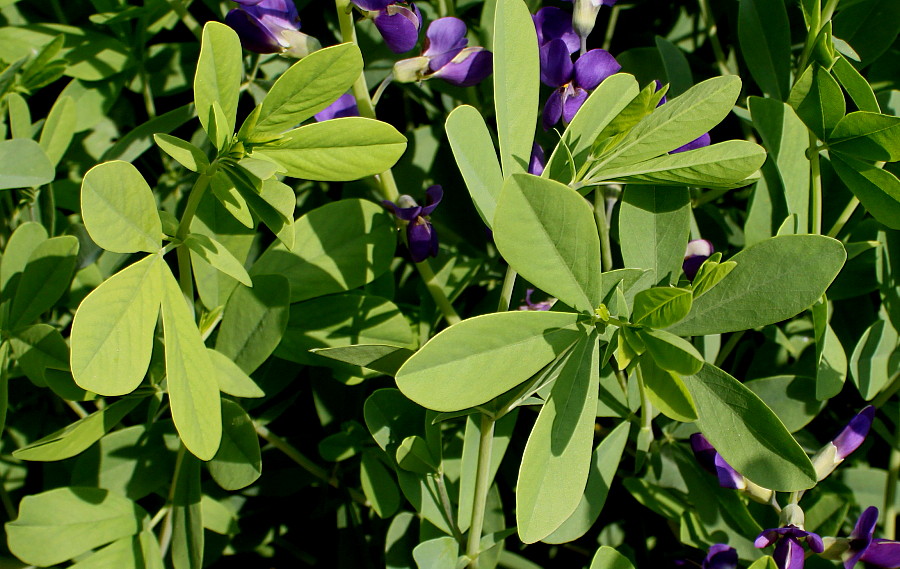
[697,0,732,76]
[826,196,859,238]
[255,423,368,505]
[497,267,518,312]
[158,445,186,556]
[335,0,378,120]
[602,5,620,51]
[714,330,745,368]
[434,472,465,544]
[175,173,212,309]
[885,410,900,540]
[809,133,822,234]
[415,260,462,325]
[466,414,495,569]
[594,189,613,272]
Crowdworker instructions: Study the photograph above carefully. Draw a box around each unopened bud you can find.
[393,56,431,83]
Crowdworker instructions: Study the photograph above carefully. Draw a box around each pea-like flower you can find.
[518,289,554,311]
[353,1,422,53]
[690,433,774,503]
[314,93,359,122]
[703,544,738,569]
[540,41,620,130]
[821,506,900,568]
[811,406,874,481]
[534,6,580,54]
[529,143,546,176]
[683,239,714,281]
[392,18,493,87]
[225,0,321,57]
[383,186,443,263]
[756,525,824,569]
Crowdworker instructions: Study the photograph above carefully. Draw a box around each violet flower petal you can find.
[246,0,299,32]
[374,4,421,53]
[703,544,738,569]
[683,238,714,281]
[690,433,718,474]
[540,39,574,88]
[420,185,443,216]
[383,199,423,221]
[774,537,806,569]
[353,0,393,11]
[432,47,492,87]
[573,48,620,90]
[562,86,588,124]
[833,406,875,460]
[423,17,468,69]
[533,6,580,53]
[714,453,744,490]
[542,88,564,130]
[315,93,359,121]
[529,142,546,176]
[407,218,438,262]
[672,132,711,154]
[225,9,283,53]
[860,539,900,568]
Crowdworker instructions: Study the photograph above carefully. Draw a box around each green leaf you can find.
[750,97,811,233]
[833,0,900,66]
[619,186,690,286]
[251,199,396,303]
[640,358,697,421]
[153,134,209,173]
[446,105,503,228]
[684,364,817,491]
[632,288,692,328]
[71,254,165,395]
[412,536,459,569]
[590,140,765,189]
[8,235,79,329]
[544,74,640,183]
[68,532,164,569]
[253,117,406,181]
[101,104,195,163]
[748,557,778,569]
[517,332,599,543]
[8,324,69,387]
[589,546,635,569]
[0,222,47,297]
[812,299,847,400]
[13,397,142,461]
[396,311,584,412]
[206,348,264,398]
[7,91,31,138]
[829,111,900,162]
[6,487,146,566]
[493,0,539,176]
[208,399,261,490]
[184,233,251,287]
[277,292,414,366]
[171,454,203,569]
[638,328,704,376]
[0,139,54,190]
[39,95,76,167]
[194,22,241,138]
[160,266,221,461]
[254,43,362,135]
[543,421,629,543]
[81,161,162,254]
[215,274,289,374]
[360,451,401,518]
[668,235,846,336]
[830,154,900,230]
[312,344,414,376]
[745,376,824,432]
[850,316,899,400]
[494,174,602,313]
[691,258,737,298]
[831,54,880,113]
[655,37,692,97]
[396,435,438,474]
[597,76,742,170]
[738,0,791,100]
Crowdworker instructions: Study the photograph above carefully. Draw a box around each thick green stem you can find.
[466,414,495,568]
[809,133,822,234]
[885,411,900,539]
[175,174,212,310]
[497,267,518,312]
[594,189,614,272]
[826,196,859,238]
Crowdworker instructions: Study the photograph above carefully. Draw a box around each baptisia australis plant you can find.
[225,0,320,57]
[393,17,493,86]
[383,185,443,263]
[351,0,423,53]
[820,507,900,568]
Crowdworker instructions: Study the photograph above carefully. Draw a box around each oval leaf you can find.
[208,399,262,490]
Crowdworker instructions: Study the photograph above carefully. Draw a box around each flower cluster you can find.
[225,0,320,57]
[383,186,443,263]
[393,17,493,87]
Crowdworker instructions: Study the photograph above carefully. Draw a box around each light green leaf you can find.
[13,397,141,461]
[446,105,503,228]
[597,76,742,170]
[254,43,362,135]
[412,536,459,569]
[8,323,68,386]
[684,364,817,491]
[8,235,78,329]
[850,316,899,400]
[206,348,264,398]
[194,22,241,138]
[395,311,584,412]
[590,140,766,189]
[829,111,900,162]
[215,274,289,374]
[171,454,203,569]
[0,139,54,190]
[7,92,31,138]
[830,154,900,230]
[69,531,164,569]
[360,451,401,519]
[639,328,704,376]
[251,198,396,303]
[254,117,406,181]
[0,222,47,296]
[81,161,162,253]
[619,186,690,287]
[691,258,737,298]
[493,0,539,176]
[494,174,601,313]
[396,435,438,474]
[738,0,791,100]
[640,358,697,421]
[746,376,824,432]
[312,344,415,376]
[788,65,845,141]
[748,557,778,569]
[832,54,880,113]
[6,487,146,566]
[668,235,846,336]
[153,134,209,173]
[632,288,692,328]
[39,95,76,166]
[185,233,251,287]
[544,421,629,543]
[71,254,164,395]
[517,332,599,543]
[208,399,261,490]
[160,266,221,461]
[589,546,635,569]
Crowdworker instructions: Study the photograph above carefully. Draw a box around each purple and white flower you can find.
[225,0,320,57]
[393,18,493,87]
[383,186,443,263]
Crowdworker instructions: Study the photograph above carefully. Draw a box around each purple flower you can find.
[755,525,824,569]
[690,433,744,490]
[683,239,714,281]
[518,289,554,311]
[533,7,580,53]
[352,0,393,9]
[703,544,738,569]
[383,186,442,263]
[225,0,320,57]
[314,93,359,121]
[374,3,422,53]
[842,507,900,568]
[393,18,493,87]
[529,143,545,176]
[812,406,875,481]
[540,42,620,130]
